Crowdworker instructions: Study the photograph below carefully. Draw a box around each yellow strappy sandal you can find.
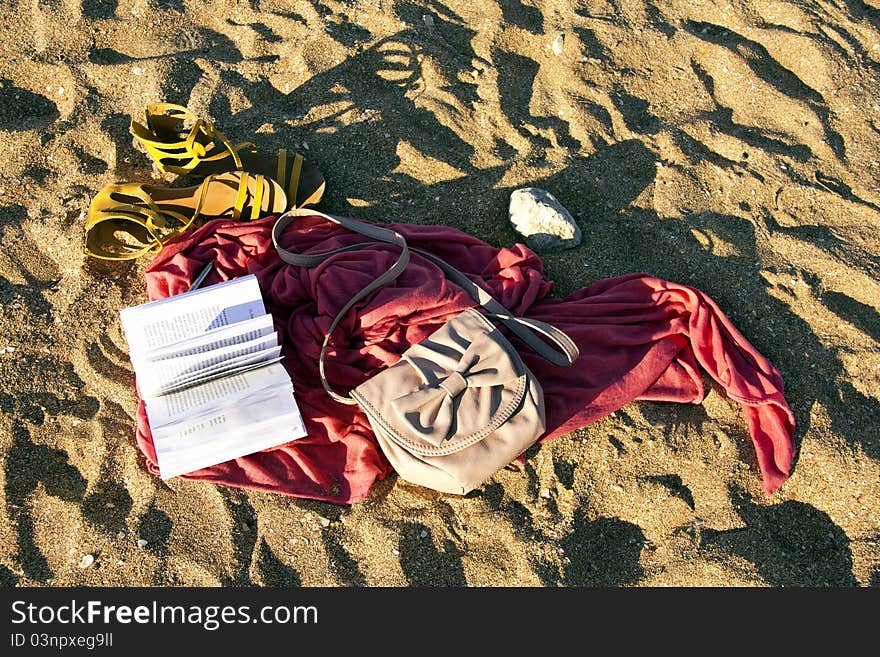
[130,103,325,210]
[84,171,287,261]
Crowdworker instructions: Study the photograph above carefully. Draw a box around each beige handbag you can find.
[273,209,578,494]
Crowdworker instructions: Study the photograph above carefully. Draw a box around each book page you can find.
[157,420,304,479]
[135,333,280,395]
[155,357,285,397]
[152,388,307,479]
[156,411,304,469]
[141,315,275,362]
[156,346,283,394]
[143,362,293,429]
[120,275,265,357]
[151,387,301,447]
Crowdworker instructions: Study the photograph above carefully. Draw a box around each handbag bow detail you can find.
[390,330,522,445]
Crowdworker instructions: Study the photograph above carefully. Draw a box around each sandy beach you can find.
[1,0,878,587]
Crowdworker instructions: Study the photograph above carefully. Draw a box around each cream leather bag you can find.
[273,209,578,494]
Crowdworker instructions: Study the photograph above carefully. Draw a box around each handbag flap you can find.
[351,309,529,456]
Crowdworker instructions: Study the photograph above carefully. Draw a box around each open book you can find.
[120,274,307,479]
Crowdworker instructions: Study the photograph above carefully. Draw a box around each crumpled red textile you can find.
[135,214,795,503]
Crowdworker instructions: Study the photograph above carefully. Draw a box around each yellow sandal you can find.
[130,103,325,210]
[84,171,287,261]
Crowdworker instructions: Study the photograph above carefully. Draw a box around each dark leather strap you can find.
[272,209,579,403]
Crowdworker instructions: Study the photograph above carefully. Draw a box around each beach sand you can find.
[1,0,878,587]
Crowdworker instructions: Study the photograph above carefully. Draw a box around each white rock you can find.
[318,515,331,528]
[552,34,565,55]
[79,554,95,569]
[419,530,428,539]
[132,66,144,75]
[509,188,581,251]
[137,539,148,548]
[423,14,434,27]
[540,488,551,499]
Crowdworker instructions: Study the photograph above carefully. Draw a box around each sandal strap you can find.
[222,172,267,221]
[276,149,304,208]
[250,174,265,220]
[103,185,167,227]
[95,184,200,233]
[183,118,245,171]
[187,172,236,229]
[84,209,165,261]
[232,171,250,221]
[87,200,195,236]
[146,102,193,123]
[131,103,249,174]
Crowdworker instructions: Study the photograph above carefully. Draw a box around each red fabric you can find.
[135,214,796,503]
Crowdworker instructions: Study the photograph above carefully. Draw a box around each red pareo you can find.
[135,214,795,503]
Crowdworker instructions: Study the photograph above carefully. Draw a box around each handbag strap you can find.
[272,208,579,404]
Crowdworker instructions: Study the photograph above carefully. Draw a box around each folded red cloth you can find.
[135,214,795,503]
